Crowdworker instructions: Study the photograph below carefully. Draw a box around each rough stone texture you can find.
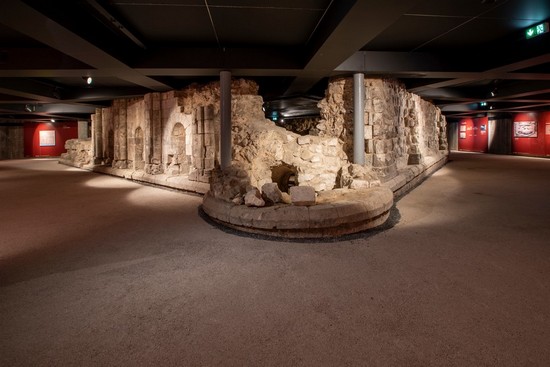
[276,117,320,135]
[289,186,316,206]
[210,165,251,202]
[202,186,393,238]
[61,77,447,205]
[244,188,265,207]
[317,77,448,183]
[231,96,348,192]
[61,79,257,193]
[261,182,283,204]
[59,139,93,168]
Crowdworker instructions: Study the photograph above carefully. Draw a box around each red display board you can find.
[458,117,488,153]
[24,121,78,157]
[512,112,550,157]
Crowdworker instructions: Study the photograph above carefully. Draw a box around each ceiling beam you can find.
[0,0,171,92]
[285,0,423,95]
[410,54,550,93]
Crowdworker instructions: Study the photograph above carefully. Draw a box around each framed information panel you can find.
[514,121,537,138]
[39,130,56,146]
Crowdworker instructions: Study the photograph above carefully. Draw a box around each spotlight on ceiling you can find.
[50,119,55,122]
[83,76,93,85]
[24,104,35,112]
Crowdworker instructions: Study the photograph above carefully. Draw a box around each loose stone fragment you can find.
[261,182,283,204]
[244,188,265,207]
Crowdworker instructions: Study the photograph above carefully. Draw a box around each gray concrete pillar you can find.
[220,70,232,169]
[353,73,365,165]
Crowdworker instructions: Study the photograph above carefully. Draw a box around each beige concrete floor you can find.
[1,152,549,366]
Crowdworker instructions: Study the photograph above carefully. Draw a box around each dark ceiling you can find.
[0,0,549,124]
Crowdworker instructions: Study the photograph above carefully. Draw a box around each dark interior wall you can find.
[23,121,78,157]
[0,124,24,159]
[447,122,458,151]
[488,118,512,155]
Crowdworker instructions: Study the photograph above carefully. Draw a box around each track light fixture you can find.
[24,104,35,112]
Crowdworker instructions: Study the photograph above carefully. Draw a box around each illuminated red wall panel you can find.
[24,121,78,157]
[458,117,488,153]
[512,112,549,157]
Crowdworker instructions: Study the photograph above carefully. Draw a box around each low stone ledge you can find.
[66,163,210,195]
[389,155,448,199]
[201,186,394,239]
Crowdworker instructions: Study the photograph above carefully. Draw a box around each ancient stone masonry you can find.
[317,77,448,188]
[60,76,448,237]
[60,139,92,168]
[61,77,447,202]
[202,77,447,237]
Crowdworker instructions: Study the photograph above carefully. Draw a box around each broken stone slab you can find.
[244,188,265,207]
[289,186,316,206]
[261,182,283,204]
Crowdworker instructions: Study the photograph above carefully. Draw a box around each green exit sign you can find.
[525,22,549,39]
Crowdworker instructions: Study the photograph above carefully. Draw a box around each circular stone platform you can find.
[201,186,394,239]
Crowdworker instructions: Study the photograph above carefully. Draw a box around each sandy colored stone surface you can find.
[203,185,393,237]
[2,153,550,366]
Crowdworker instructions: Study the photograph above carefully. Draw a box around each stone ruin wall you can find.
[61,77,448,197]
[64,80,258,189]
[317,77,447,184]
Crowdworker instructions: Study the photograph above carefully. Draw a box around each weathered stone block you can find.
[364,125,373,140]
[258,205,309,229]
[300,149,314,161]
[290,186,316,206]
[407,153,422,165]
[373,139,386,154]
[261,182,283,204]
[244,188,265,207]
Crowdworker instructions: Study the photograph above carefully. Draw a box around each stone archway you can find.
[271,164,298,193]
[167,123,187,174]
[134,127,145,170]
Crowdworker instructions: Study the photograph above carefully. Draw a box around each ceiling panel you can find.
[363,15,466,51]
[406,0,509,17]
[207,0,331,8]
[211,7,325,47]
[112,3,215,44]
[422,17,523,51]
